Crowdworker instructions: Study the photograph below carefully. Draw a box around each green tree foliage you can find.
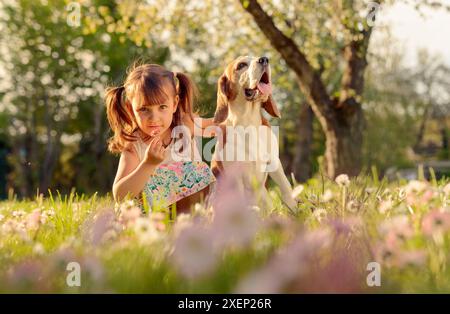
[0,0,168,197]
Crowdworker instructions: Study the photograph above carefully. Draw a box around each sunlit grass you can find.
[0,173,449,293]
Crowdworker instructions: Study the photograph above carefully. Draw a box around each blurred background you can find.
[0,0,449,200]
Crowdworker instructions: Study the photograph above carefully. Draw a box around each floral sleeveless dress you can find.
[133,134,216,211]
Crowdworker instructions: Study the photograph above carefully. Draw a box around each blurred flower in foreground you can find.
[263,214,296,236]
[405,180,428,195]
[133,217,161,245]
[212,204,260,248]
[33,242,45,255]
[346,200,362,213]
[321,189,334,202]
[26,208,41,231]
[171,224,217,280]
[210,165,260,248]
[327,216,364,236]
[313,208,327,223]
[235,229,331,293]
[373,242,427,269]
[444,183,450,196]
[404,180,436,206]
[379,215,414,247]
[12,210,26,218]
[118,200,142,226]
[50,247,77,269]
[82,255,105,285]
[378,199,393,214]
[172,213,192,237]
[194,202,210,216]
[6,260,50,292]
[421,209,450,238]
[82,208,116,246]
[396,250,427,268]
[373,241,397,267]
[149,212,167,232]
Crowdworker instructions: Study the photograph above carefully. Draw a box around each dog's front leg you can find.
[258,186,274,212]
[268,159,298,213]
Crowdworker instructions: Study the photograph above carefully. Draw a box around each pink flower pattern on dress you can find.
[143,161,216,209]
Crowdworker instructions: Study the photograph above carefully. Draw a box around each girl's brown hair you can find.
[105,63,198,154]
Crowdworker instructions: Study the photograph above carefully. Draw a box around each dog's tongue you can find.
[257,81,272,96]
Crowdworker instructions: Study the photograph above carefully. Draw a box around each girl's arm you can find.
[196,116,215,129]
[112,147,157,202]
[200,117,217,137]
[186,113,217,137]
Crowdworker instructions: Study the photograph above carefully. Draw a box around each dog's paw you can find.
[282,195,299,215]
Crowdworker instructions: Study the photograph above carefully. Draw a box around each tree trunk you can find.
[39,132,62,194]
[414,103,430,152]
[22,106,38,198]
[442,125,449,158]
[324,106,364,178]
[293,102,313,182]
[279,131,292,175]
[92,104,109,192]
[241,0,371,179]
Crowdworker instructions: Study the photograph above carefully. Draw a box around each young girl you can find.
[105,63,216,214]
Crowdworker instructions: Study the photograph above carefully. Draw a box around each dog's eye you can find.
[236,62,248,71]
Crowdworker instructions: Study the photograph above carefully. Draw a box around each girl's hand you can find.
[143,135,167,166]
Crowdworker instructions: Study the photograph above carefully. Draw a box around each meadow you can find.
[0,171,449,293]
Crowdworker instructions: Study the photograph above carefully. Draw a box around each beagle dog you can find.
[210,56,298,213]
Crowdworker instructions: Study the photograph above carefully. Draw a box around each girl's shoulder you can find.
[131,132,149,160]
[121,142,140,164]
[123,141,137,154]
[123,131,141,157]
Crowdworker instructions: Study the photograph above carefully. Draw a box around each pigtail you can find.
[174,72,199,126]
[105,85,137,154]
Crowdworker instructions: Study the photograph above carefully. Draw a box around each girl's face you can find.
[130,83,179,138]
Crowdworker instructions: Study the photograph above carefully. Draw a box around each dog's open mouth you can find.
[244,71,272,100]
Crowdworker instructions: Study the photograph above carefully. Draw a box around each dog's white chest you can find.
[212,124,277,178]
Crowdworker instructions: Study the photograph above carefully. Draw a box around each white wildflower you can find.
[12,210,26,218]
[405,180,428,194]
[378,199,393,214]
[194,202,206,215]
[346,200,360,213]
[443,183,450,196]
[133,217,160,245]
[32,242,46,255]
[335,174,350,187]
[291,185,304,200]
[313,208,327,223]
[321,189,334,202]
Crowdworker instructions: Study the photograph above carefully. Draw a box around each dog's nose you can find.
[258,57,269,66]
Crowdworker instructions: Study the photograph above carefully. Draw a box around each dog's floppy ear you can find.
[213,74,236,124]
[262,95,281,118]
